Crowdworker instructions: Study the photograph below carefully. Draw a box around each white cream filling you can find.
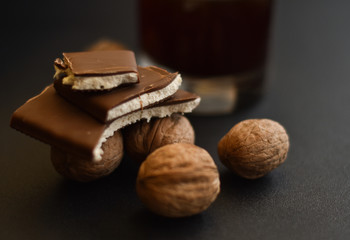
[65,72,139,90]
[92,97,201,161]
[106,74,182,121]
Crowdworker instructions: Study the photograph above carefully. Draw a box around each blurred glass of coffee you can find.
[139,0,273,114]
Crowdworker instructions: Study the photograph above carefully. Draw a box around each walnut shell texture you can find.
[124,114,195,163]
[51,131,124,182]
[136,143,220,218]
[218,119,289,179]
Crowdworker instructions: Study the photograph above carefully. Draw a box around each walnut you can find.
[86,39,127,51]
[123,114,195,164]
[51,131,124,182]
[136,143,220,218]
[218,119,289,179]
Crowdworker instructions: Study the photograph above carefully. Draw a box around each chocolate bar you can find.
[54,50,138,90]
[54,66,182,123]
[10,86,200,161]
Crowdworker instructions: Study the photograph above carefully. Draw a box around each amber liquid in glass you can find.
[140,0,273,114]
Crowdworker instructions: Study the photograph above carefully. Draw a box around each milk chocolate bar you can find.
[54,50,139,90]
[10,86,200,161]
[54,66,182,123]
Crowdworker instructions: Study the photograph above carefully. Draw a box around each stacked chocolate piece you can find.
[10,50,200,181]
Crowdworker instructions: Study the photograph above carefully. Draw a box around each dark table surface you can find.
[2,0,350,239]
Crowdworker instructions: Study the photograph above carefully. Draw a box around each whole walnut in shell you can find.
[136,143,220,218]
[51,131,123,182]
[123,114,195,163]
[87,39,127,51]
[218,119,289,179]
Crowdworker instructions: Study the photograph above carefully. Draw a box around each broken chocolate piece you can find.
[54,66,182,123]
[54,50,139,90]
[10,85,200,161]
[54,58,67,69]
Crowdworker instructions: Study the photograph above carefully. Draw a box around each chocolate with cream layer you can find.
[54,66,182,123]
[54,50,139,90]
[10,86,200,161]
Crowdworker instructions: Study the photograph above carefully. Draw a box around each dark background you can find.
[1,0,350,239]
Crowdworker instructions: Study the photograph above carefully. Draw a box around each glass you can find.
[139,0,273,114]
